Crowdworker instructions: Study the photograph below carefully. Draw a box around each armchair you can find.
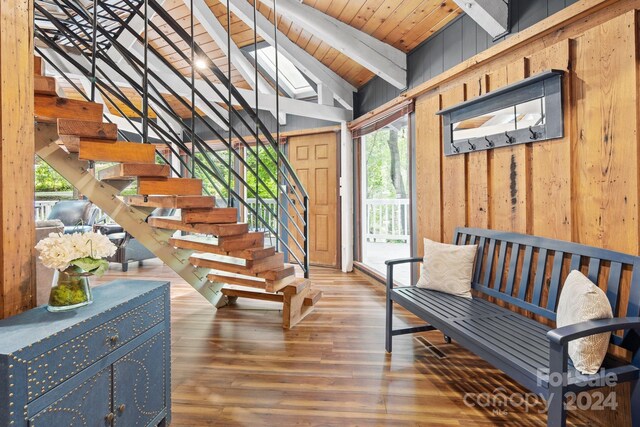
[95,208,175,272]
[47,200,99,234]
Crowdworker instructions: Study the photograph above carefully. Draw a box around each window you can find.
[358,115,412,284]
[249,46,315,99]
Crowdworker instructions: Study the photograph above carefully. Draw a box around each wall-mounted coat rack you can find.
[437,70,564,156]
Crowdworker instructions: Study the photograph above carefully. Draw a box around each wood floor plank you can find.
[94,262,590,427]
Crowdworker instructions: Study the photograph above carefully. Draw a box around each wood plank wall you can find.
[415,9,638,258]
[0,0,35,318]
[414,7,639,425]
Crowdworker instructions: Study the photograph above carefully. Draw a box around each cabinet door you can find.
[113,332,166,426]
[29,367,111,427]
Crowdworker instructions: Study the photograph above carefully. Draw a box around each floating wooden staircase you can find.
[33,59,320,328]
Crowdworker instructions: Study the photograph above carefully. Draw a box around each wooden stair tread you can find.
[182,208,238,224]
[258,265,295,281]
[138,177,202,196]
[207,270,295,293]
[99,164,170,181]
[34,75,57,96]
[79,140,156,164]
[190,252,284,275]
[35,96,104,122]
[209,273,268,290]
[148,216,248,237]
[58,118,118,140]
[221,288,283,303]
[34,56,44,76]
[125,195,215,209]
[303,289,322,306]
[170,233,268,256]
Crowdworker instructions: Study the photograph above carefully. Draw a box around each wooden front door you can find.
[288,132,339,268]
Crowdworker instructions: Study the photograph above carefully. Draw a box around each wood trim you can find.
[350,99,414,134]
[202,125,342,149]
[348,0,621,127]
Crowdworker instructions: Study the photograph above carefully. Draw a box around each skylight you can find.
[250,46,314,98]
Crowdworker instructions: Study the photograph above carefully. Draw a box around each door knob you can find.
[118,403,126,413]
[109,335,119,344]
[106,412,115,423]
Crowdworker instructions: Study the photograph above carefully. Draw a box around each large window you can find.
[358,115,411,284]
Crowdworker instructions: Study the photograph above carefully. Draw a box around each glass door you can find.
[359,115,411,284]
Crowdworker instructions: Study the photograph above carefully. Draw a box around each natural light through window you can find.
[250,46,314,98]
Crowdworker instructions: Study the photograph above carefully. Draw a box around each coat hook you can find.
[467,140,476,151]
[451,141,460,153]
[529,126,540,140]
[505,131,515,144]
[484,136,494,147]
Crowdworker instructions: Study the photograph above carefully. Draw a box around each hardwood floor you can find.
[97,261,599,426]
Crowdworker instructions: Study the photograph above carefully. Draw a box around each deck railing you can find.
[364,198,410,243]
[35,201,58,221]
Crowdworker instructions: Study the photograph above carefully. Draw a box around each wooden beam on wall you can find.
[0,0,35,318]
[453,0,509,38]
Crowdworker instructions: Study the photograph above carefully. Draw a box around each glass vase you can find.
[47,266,93,312]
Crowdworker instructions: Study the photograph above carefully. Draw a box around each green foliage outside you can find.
[35,159,73,193]
[244,146,278,199]
[363,125,409,199]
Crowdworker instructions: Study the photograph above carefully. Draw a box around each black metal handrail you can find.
[34,0,310,276]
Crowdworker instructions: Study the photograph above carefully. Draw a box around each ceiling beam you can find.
[258,0,406,89]
[222,0,355,109]
[454,0,509,38]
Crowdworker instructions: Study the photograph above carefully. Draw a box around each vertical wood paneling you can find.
[464,75,490,229]
[0,0,35,318]
[528,40,573,241]
[440,86,466,244]
[415,95,442,255]
[572,11,639,255]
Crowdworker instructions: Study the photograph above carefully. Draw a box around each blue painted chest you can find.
[0,280,171,427]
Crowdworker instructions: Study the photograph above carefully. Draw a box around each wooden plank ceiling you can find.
[60,0,461,118]
[152,0,462,89]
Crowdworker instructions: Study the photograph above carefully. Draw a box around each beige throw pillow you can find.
[416,238,477,299]
[556,270,613,375]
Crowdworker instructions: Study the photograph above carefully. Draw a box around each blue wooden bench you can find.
[385,227,640,427]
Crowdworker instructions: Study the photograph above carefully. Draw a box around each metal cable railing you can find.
[34,0,310,276]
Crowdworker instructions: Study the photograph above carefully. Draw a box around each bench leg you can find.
[632,378,640,427]
[548,343,567,427]
[547,388,566,427]
[385,294,393,353]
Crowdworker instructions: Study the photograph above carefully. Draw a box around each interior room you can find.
[1,0,639,426]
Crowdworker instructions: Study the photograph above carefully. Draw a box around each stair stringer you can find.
[35,122,224,306]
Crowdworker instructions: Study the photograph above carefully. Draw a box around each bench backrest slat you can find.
[531,248,548,306]
[493,241,508,290]
[483,239,497,288]
[505,243,520,296]
[587,258,601,283]
[474,237,487,283]
[545,251,565,312]
[570,254,582,273]
[453,227,640,352]
[517,245,534,300]
[606,262,623,313]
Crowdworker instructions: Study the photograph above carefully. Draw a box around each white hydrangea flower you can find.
[35,231,117,271]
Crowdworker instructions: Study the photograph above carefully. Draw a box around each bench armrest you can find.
[385,257,422,290]
[385,257,423,267]
[547,317,640,345]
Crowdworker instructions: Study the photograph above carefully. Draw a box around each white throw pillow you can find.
[556,270,613,375]
[416,238,477,299]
